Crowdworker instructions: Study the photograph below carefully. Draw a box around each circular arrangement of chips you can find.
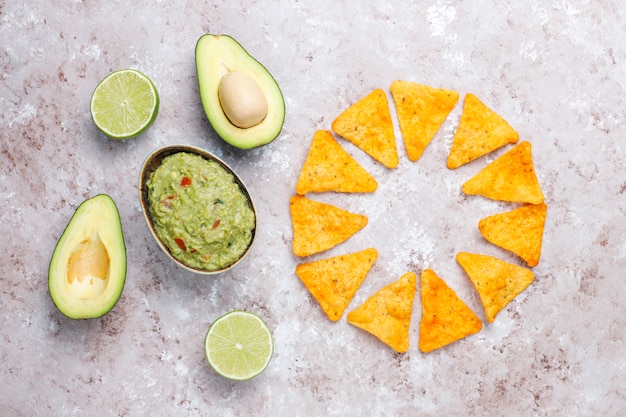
[290,81,546,353]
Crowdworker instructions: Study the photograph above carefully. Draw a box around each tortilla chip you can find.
[390,80,459,162]
[295,130,378,195]
[419,269,482,353]
[347,271,416,353]
[296,248,378,321]
[290,195,368,257]
[456,252,535,323]
[447,94,519,169]
[478,203,548,267]
[331,89,399,169]
[462,141,544,204]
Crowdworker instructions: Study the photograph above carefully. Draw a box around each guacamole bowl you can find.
[139,145,257,275]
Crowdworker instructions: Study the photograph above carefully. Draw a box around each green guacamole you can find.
[147,152,255,271]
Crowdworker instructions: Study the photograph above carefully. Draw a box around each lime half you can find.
[204,310,273,381]
[90,69,159,139]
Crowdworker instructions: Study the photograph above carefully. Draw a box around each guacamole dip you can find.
[147,152,255,271]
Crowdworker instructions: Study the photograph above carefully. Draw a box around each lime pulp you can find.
[204,310,273,381]
[90,68,159,139]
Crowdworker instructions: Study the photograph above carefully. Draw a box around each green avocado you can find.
[195,34,285,149]
[48,194,126,319]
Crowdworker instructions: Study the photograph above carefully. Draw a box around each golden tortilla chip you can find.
[331,88,398,169]
[462,141,544,204]
[456,252,535,323]
[296,248,378,321]
[290,195,368,257]
[390,80,459,162]
[347,271,416,353]
[447,94,519,169]
[478,203,548,267]
[419,269,482,353]
[295,130,378,195]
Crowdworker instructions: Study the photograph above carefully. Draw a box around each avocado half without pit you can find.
[48,194,126,319]
[195,34,285,149]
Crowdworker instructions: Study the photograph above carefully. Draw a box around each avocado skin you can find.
[48,194,126,319]
[195,34,286,149]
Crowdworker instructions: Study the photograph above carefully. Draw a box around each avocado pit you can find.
[218,71,268,129]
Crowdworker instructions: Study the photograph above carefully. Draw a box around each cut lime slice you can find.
[204,310,273,381]
[90,69,159,139]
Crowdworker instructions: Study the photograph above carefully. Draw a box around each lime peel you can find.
[90,68,159,139]
[204,310,273,381]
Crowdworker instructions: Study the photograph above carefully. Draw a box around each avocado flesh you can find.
[48,194,126,319]
[195,34,285,149]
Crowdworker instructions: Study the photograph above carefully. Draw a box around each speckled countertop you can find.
[1,1,625,416]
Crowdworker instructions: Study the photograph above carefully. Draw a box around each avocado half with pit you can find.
[48,194,126,319]
[195,34,285,149]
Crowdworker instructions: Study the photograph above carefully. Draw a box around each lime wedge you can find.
[204,310,273,381]
[90,69,159,139]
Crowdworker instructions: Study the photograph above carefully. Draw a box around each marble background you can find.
[1,1,625,416]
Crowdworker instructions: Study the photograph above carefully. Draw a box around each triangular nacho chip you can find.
[462,141,544,204]
[419,269,482,353]
[296,248,378,321]
[331,89,398,169]
[290,195,368,257]
[295,130,378,195]
[390,80,459,162]
[447,94,519,169]
[478,203,548,267]
[347,271,416,353]
[456,252,535,323]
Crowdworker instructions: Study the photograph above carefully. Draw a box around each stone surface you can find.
[1,1,625,416]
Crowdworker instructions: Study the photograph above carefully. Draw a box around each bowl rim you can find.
[138,144,257,275]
